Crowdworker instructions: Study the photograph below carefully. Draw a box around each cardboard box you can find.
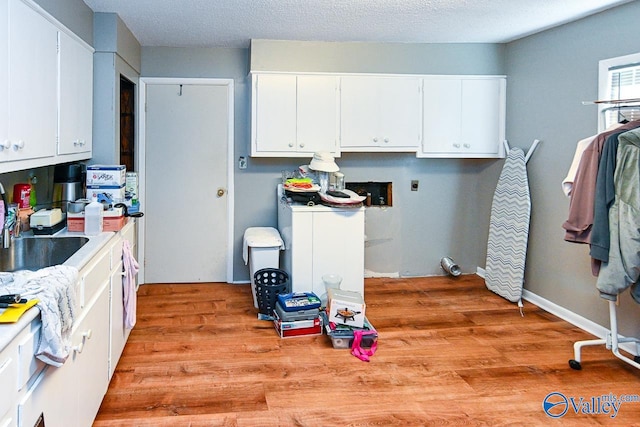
[86,165,126,186]
[67,207,127,232]
[273,311,322,338]
[327,288,366,328]
[86,185,126,203]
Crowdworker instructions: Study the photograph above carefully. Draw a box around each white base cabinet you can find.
[0,220,138,427]
[278,199,365,297]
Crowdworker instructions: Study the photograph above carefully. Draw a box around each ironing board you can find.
[485,142,537,303]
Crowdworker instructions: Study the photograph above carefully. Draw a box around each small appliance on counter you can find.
[53,163,85,212]
[30,208,65,235]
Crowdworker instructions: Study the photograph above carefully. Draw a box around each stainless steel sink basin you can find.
[0,237,89,272]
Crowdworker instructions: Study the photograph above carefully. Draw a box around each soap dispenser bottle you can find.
[84,196,103,236]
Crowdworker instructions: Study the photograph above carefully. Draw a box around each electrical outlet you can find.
[411,180,419,191]
[238,156,247,169]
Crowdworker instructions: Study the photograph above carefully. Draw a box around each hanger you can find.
[617,105,629,124]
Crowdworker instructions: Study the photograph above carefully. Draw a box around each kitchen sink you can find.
[0,236,89,272]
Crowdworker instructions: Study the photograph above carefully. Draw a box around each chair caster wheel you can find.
[569,359,582,370]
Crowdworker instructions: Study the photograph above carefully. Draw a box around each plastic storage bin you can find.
[254,268,290,316]
[243,227,285,308]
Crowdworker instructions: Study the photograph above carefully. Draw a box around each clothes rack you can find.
[566,111,640,371]
[569,300,640,370]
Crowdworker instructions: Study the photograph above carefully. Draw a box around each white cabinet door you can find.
[341,76,422,151]
[253,74,297,153]
[340,76,379,149]
[252,74,339,157]
[311,209,365,296]
[58,30,93,155]
[74,282,110,427]
[297,75,339,154]
[2,0,57,163]
[0,0,8,154]
[460,79,504,155]
[420,76,506,158]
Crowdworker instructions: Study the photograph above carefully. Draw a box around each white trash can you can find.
[243,227,285,308]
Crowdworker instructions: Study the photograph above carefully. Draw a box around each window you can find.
[598,53,640,131]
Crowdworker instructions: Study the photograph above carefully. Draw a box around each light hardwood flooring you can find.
[94,275,640,426]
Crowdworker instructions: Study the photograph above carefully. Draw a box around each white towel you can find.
[0,265,78,367]
[122,239,139,329]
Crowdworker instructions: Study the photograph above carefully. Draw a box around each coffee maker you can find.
[52,163,85,212]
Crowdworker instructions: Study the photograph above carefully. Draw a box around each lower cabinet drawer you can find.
[0,355,17,423]
[16,324,45,392]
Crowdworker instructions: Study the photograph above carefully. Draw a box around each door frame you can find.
[137,77,235,283]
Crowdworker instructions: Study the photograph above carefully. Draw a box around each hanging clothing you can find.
[563,120,640,244]
[562,134,596,197]
[596,128,640,303]
[589,131,622,274]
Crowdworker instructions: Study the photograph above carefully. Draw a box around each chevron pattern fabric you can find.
[485,147,531,303]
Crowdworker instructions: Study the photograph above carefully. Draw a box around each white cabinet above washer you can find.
[419,76,506,158]
[251,73,340,157]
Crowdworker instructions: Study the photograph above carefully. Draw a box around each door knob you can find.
[217,188,226,197]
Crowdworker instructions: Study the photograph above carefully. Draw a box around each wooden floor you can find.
[94,275,640,426]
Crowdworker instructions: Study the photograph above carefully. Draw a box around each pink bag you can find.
[351,330,378,362]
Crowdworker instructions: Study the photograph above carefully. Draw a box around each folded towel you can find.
[0,265,78,367]
[122,239,139,329]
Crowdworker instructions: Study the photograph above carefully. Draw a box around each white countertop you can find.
[0,227,120,352]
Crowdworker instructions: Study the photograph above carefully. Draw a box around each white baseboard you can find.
[475,267,637,356]
[522,288,638,357]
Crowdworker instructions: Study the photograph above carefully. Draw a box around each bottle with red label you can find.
[13,183,31,209]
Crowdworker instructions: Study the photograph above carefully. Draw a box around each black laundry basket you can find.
[254,268,290,315]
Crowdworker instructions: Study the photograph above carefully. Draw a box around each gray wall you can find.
[142,42,506,282]
[33,0,93,45]
[503,0,640,337]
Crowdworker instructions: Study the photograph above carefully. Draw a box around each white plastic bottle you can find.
[84,196,103,236]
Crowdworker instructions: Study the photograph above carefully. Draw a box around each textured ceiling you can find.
[82,0,633,48]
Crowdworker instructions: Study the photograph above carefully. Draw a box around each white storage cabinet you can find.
[0,0,93,173]
[251,73,340,157]
[419,76,506,158]
[278,199,365,297]
[340,75,422,151]
[0,221,138,427]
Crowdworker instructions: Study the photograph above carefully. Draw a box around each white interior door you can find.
[144,83,230,283]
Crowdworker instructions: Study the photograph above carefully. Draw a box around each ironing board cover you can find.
[485,147,531,302]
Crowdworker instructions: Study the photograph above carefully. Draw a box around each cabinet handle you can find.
[73,341,84,354]
[373,137,378,143]
[384,138,389,143]
[288,142,294,148]
[463,144,470,149]
[12,140,24,150]
[299,142,305,148]
[453,143,460,148]
[0,140,10,150]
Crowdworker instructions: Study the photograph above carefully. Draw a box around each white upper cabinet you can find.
[340,76,422,151]
[1,0,57,164]
[419,76,506,158]
[251,73,339,157]
[0,0,93,173]
[58,30,93,155]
